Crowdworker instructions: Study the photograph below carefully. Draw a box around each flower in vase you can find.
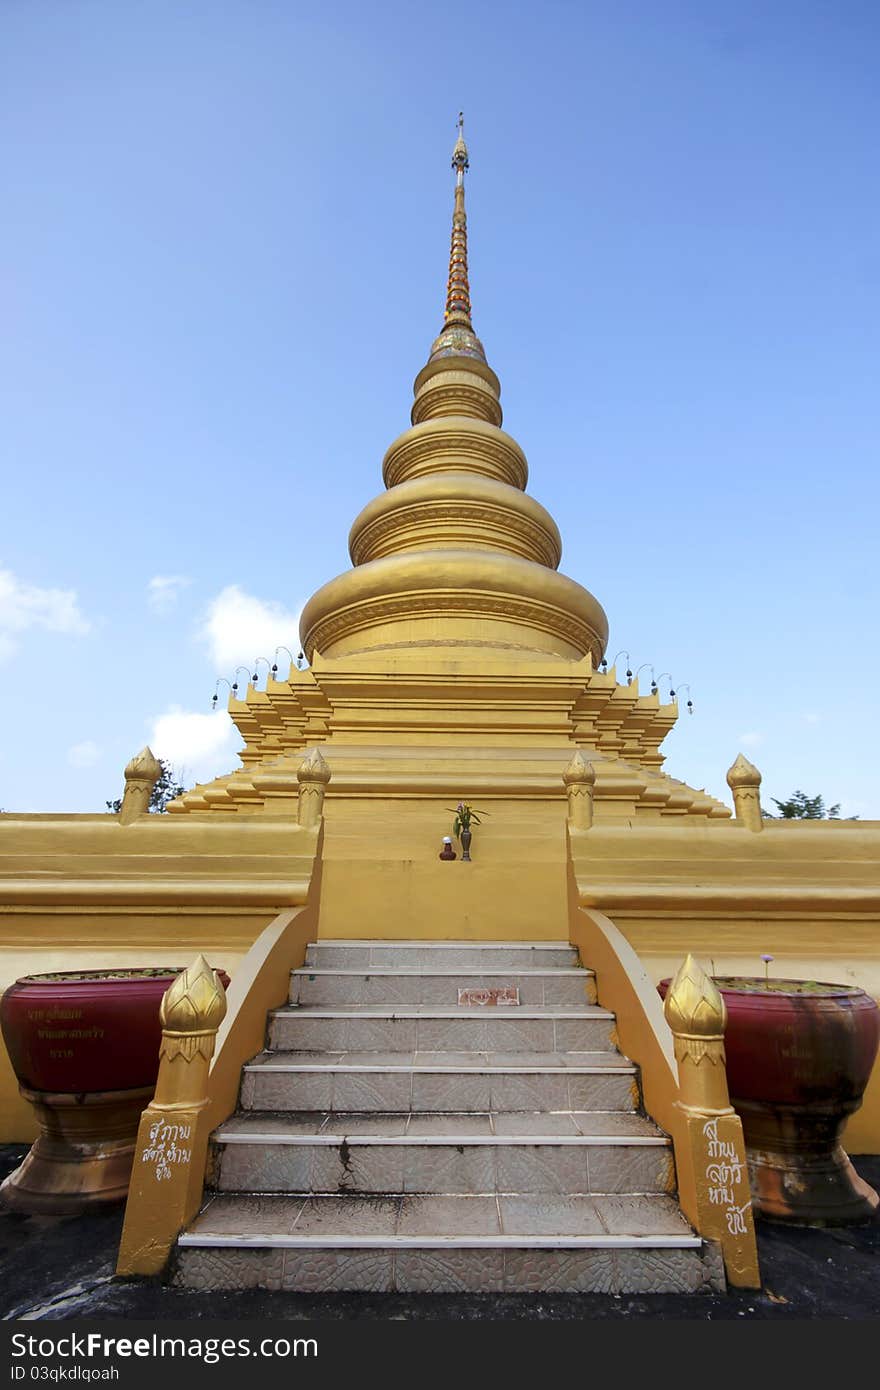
[445,801,489,838]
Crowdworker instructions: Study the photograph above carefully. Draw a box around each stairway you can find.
[174,941,724,1294]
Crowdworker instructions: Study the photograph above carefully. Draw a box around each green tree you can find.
[763,790,856,820]
[106,760,188,814]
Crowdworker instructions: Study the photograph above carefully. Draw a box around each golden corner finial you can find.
[563,749,595,786]
[297,746,331,784]
[117,745,163,824]
[726,752,764,831]
[726,752,761,790]
[160,955,227,1035]
[124,746,162,782]
[664,953,726,1039]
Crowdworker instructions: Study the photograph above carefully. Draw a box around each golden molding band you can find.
[382,418,529,490]
[0,879,312,906]
[349,477,562,568]
[300,549,606,661]
[303,591,606,665]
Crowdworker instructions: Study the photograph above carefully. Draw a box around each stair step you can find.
[174,1195,723,1293]
[217,1111,665,1139]
[173,938,718,1296]
[290,968,597,1007]
[273,1005,614,1017]
[269,1004,616,1053]
[291,973,595,1006]
[305,941,578,970]
[245,1049,635,1070]
[182,1192,695,1242]
[241,1050,638,1113]
[211,1112,672,1195]
[174,1240,723,1293]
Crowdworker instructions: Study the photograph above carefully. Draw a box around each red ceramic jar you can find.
[658,976,880,1223]
[707,979,878,1107]
[658,977,879,1107]
[1,966,230,1095]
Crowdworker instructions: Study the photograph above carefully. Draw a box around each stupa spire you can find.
[297,118,608,672]
[445,113,472,326]
[428,114,487,364]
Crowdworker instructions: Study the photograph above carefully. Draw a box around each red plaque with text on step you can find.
[457,987,519,1007]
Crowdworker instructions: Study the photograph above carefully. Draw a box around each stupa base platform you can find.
[170,940,725,1295]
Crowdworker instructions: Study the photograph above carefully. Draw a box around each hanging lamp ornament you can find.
[678,684,695,715]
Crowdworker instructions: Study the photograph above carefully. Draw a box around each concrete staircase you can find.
[174,941,724,1294]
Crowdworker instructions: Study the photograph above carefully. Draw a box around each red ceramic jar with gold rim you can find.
[0,965,229,1215]
[658,976,880,1225]
[1,967,230,1094]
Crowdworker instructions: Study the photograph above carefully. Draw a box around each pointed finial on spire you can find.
[452,112,469,182]
[428,113,487,365]
[444,113,473,328]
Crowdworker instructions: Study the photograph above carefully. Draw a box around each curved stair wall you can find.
[566,836,760,1289]
[116,829,325,1277]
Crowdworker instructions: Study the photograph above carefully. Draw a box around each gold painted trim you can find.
[300,551,608,663]
[0,879,311,906]
[349,477,561,568]
[382,418,528,490]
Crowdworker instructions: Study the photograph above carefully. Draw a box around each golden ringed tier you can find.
[411,358,502,426]
[300,549,608,663]
[349,472,562,567]
[383,415,528,490]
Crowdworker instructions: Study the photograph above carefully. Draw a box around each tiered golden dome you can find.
[299,118,608,666]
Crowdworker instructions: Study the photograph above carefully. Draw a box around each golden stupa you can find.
[1,116,878,1175]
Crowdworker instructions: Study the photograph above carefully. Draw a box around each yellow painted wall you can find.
[319,798,567,940]
[2,806,878,1153]
[569,820,880,1154]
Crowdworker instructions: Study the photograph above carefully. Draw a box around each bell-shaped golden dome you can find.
[299,121,608,668]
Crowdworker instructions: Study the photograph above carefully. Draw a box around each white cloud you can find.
[739,731,765,748]
[0,566,90,662]
[148,574,191,612]
[149,706,240,783]
[68,740,100,768]
[200,584,302,672]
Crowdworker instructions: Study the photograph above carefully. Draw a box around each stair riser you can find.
[241,1070,638,1114]
[304,946,579,970]
[174,1242,722,1294]
[213,1142,673,1196]
[268,1015,617,1053]
[290,974,597,1007]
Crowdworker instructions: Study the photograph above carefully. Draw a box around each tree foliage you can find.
[763,789,853,820]
[106,760,187,815]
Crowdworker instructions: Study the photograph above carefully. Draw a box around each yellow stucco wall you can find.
[1,806,878,1151]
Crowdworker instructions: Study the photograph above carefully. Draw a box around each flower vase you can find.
[460,829,472,861]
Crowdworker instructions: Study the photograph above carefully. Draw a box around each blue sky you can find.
[1,0,877,816]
